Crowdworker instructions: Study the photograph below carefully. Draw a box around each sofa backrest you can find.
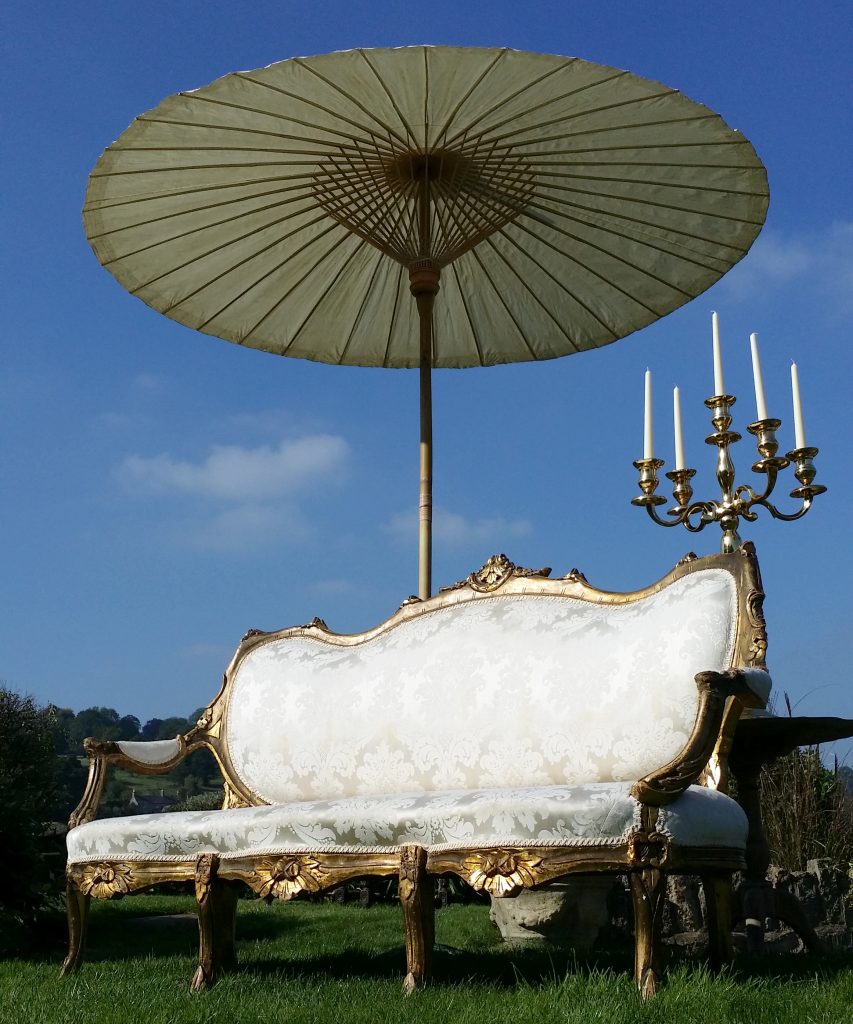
[203,548,767,806]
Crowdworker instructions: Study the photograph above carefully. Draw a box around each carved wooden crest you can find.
[442,554,551,594]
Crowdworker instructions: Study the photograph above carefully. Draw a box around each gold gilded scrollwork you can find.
[222,780,252,809]
[253,856,326,900]
[628,832,670,869]
[196,707,214,730]
[559,567,588,583]
[71,862,134,899]
[460,849,543,897]
[299,616,330,631]
[741,542,768,667]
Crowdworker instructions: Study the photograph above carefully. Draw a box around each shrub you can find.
[0,687,75,953]
[167,790,223,813]
[760,745,853,870]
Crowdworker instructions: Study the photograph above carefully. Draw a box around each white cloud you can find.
[118,434,349,501]
[133,372,167,391]
[385,506,532,546]
[723,221,853,313]
[188,502,312,552]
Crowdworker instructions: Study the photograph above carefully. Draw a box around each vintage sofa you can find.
[63,544,771,997]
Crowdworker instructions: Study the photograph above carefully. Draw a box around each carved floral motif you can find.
[460,849,543,897]
[253,856,326,900]
[72,862,134,898]
[195,853,218,904]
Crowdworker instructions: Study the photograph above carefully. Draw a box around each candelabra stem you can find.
[720,513,742,554]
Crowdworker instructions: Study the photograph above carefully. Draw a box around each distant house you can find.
[128,788,176,814]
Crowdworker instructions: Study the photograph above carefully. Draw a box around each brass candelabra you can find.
[632,394,826,553]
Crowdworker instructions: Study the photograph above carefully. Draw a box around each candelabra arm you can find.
[749,494,815,523]
[643,500,718,531]
[735,462,780,507]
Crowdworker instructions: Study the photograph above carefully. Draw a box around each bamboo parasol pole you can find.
[411,177,438,599]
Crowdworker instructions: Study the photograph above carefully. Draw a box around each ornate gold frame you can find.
[64,543,768,997]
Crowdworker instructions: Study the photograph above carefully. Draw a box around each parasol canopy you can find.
[83,46,769,595]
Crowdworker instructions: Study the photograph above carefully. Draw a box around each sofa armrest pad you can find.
[735,666,772,707]
[115,738,184,766]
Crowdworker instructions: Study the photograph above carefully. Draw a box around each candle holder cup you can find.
[633,393,826,552]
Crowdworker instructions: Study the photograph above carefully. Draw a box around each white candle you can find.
[712,311,725,396]
[644,368,653,459]
[673,386,685,470]
[791,362,806,449]
[750,332,769,420]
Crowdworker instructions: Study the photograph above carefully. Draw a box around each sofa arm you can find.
[630,667,768,807]
[68,735,193,830]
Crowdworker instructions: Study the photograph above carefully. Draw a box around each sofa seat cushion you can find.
[67,783,747,863]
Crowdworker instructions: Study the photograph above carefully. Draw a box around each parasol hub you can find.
[386,149,466,190]
[408,261,441,297]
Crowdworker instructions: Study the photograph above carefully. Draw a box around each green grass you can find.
[1,895,852,1023]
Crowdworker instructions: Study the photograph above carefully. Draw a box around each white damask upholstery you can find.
[66,782,747,863]
[225,571,738,803]
[116,738,182,765]
[738,667,772,706]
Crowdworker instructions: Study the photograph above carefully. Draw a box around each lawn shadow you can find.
[232,941,637,989]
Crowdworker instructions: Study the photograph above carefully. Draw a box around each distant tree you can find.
[67,707,123,748]
[117,715,142,741]
[155,716,191,740]
[141,717,164,741]
[51,708,77,755]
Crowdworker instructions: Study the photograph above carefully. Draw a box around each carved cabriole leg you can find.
[399,845,434,995]
[191,853,221,992]
[702,873,735,971]
[59,881,90,977]
[629,867,665,999]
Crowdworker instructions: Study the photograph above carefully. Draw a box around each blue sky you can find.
[2,2,852,751]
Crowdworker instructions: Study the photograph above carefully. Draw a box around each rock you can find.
[815,923,853,950]
[662,929,707,955]
[807,859,850,928]
[489,878,616,948]
[662,875,704,935]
